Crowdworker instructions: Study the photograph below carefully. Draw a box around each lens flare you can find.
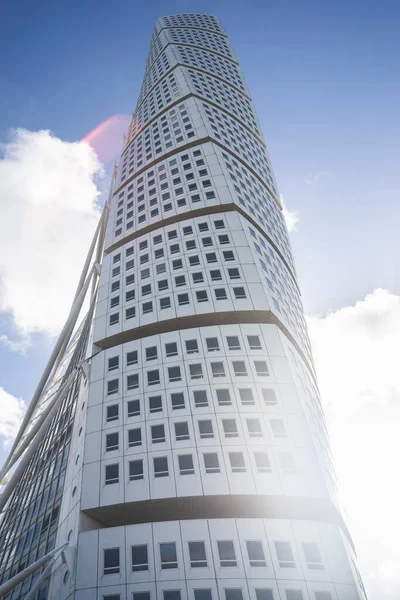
[82,114,131,164]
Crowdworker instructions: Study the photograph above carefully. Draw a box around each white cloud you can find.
[280,195,299,232]
[307,289,400,600]
[0,387,26,448]
[0,129,103,338]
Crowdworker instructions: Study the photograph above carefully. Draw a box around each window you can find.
[194,390,208,407]
[166,342,178,357]
[247,335,262,349]
[103,595,120,600]
[147,370,160,386]
[198,420,213,439]
[215,288,227,300]
[151,424,166,443]
[223,419,238,438]
[239,389,254,405]
[106,432,119,451]
[104,548,119,574]
[109,313,119,325]
[188,541,207,567]
[194,591,212,600]
[285,593,303,600]
[246,541,266,567]
[149,395,162,413]
[302,543,323,569]
[108,356,119,371]
[133,595,150,600]
[178,454,194,475]
[275,541,295,568]
[186,339,198,354]
[106,404,119,422]
[232,361,247,376]
[196,290,208,302]
[105,464,119,484]
[158,279,168,291]
[206,337,219,352]
[262,388,277,405]
[127,351,138,366]
[146,346,158,361]
[314,593,332,600]
[225,591,243,600]
[178,293,189,305]
[193,272,204,284]
[217,541,237,567]
[143,301,153,314]
[132,545,148,571]
[107,379,119,395]
[211,362,225,377]
[160,297,171,309]
[126,290,135,302]
[129,459,143,481]
[168,367,181,382]
[229,452,246,473]
[128,428,141,447]
[254,452,272,473]
[255,591,274,600]
[160,542,177,569]
[171,392,185,409]
[175,421,189,441]
[280,453,296,473]
[216,389,231,405]
[164,593,181,600]
[127,374,139,390]
[247,419,262,437]
[255,361,269,376]
[154,456,168,477]
[190,364,203,379]
[204,453,220,473]
[227,336,240,350]
[270,419,287,438]
[127,399,140,417]
[233,287,246,299]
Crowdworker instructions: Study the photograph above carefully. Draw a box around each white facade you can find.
[51,13,366,600]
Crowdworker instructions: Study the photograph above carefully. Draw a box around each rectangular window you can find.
[147,370,160,386]
[206,337,219,352]
[151,424,165,443]
[132,544,148,571]
[228,268,240,279]
[186,339,199,354]
[229,452,246,473]
[217,541,237,567]
[154,456,168,477]
[175,421,189,441]
[194,591,212,600]
[164,592,181,600]
[254,361,269,376]
[165,342,178,357]
[127,399,140,417]
[247,419,262,437]
[104,548,120,574]
[215,288,227,300]
[255,591,274,600]
[194,390,208,407]
[233,287,246,299]
[168,366,181,382]
[127,374,139,390]
[246,541,267,567]
[178,293,189,305]
[129,459,143,481]
[171,392,185,409]
[107,379,119,395]
[106,404,119,422]
[232,361,247,376]
[105,464,119,485]
[225,591,243,600]
[211,362,225,377]
[106,432,119,451]
[254,452,272,473]
[160,542,177,569]
[108,356,119,371]
[270,419,287,438]
[275,541,295,568]
[302,542,323,569]
[198,419,214,439]
[133,595,150,600]
[146,346,158,361]
[109,313,119,326]
[128,428,141,447]
[196,290,208,302]
[247,335,262,349]
[178,454,194,475]
[188,541,207,567]
[189,364,203,379]
[216,389,231,406]
[149,395,162,413]
[204,453,220,473]
[262,388,277,405]
[239,389,254,405]
[223,419,238,438]
[127,350,138,366]
[285,592,303,600]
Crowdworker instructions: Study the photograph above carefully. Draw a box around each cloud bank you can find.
[0,387,25,448]
[307,288,400,599]
[0,129,103,339]
[281,195,299,232]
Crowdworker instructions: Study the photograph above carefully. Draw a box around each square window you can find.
[178,293,189,305]
[255,592,274,600]
[210,269,222,281]
[143,301,153,314]
[185,339,199,354]
[206,337,219,352]
[168,366,181,382]
[255,361,269,376]
[225,592,243,600]
[178,454,194,475]
[154,456,168,477]
[275,541,295,568]
[198,420,213,439]
[223,251,235,261]
[228,268,240,279]
[223,419,238,438]
[132,544,148,571]
[127,399,140,417]
[192,272,204,283]
[233,287,246,299]
[128,428,142,447]
[147,370,160,386]
[215,288,227,300]
[233,361,247,376]
[171,392,185,409]
[105,463,119,485]
[254,452,271,473]
[160,297,171,309]
[109,313,119,326]
[247,418,262,437]
[247,335,262,349]
[211,362,225,377]
[239,389,254,405]
[129,459,143,481]
[216,389,231,406]
[133,595,150,600]
[227,336,240,350]
[194,390,208,407]
[262,388,277,405]
[106,432,119,451]
[151,424,165,443]
[175,421,189,441]
[217,541,237,567]
[194,591,212,600]
[229,452,246,473]
[302,542,323,569]
[164,593,181,600]
[285,593,303,600]
[189,364,203,379]
[108,356,119,371]
[165,342,178,357]
[107,379,119,395]
[204,452,220,473]
[175,275,186,287]
[126,307,136,319]
[160,542,177,568]
[158,279,169,291]
[106,404,119,422]
[126,351,138,366]
[110,296,119,308]
[127,374,139,390]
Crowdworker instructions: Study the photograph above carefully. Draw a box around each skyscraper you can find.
[0,13,366,600]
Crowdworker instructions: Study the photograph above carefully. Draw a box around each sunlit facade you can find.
[0,13,366,600]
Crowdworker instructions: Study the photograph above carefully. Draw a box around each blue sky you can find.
[0,1,399,597]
